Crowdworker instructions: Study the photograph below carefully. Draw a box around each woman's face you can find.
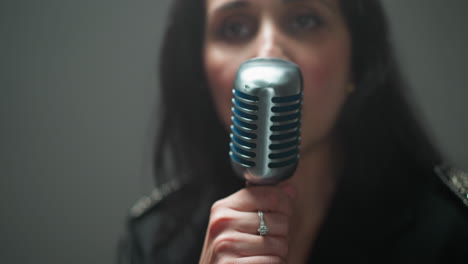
[204,0,352,154]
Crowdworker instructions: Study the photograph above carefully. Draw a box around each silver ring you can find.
[257,211,268,236]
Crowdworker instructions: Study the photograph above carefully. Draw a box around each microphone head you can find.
[229,58,303,184]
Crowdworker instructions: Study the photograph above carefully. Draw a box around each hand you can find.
[199,184,296,264]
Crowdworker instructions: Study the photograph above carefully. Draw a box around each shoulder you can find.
[434,164,468,208]
[426,164,468,225]
[422,164,468,234]
[424,164,468,235]
[389,164,468,262]
[126,180,183,220]
[118,178,220,264]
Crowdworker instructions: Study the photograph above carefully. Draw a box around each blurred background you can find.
[1,0,467,263]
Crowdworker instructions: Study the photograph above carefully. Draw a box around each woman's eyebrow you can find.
[212,0,250,13]
[212,0,337,13]
[283,0,338,13]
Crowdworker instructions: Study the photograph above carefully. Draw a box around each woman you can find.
[118,0,468,263]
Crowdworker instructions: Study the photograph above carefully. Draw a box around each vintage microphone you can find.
[229,58,303,185]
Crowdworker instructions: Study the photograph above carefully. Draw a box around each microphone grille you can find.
[268,93,302,169]
[229,58,303,184]
[230,89,259,168]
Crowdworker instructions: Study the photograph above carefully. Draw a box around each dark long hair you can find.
[154,0,442,203]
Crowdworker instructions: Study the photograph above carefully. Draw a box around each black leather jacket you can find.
[117,166,468,263]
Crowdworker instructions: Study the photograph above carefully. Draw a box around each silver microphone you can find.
[229,58,303,184]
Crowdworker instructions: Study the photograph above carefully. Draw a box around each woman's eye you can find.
[218,17,255,41]
[289,13,323,31]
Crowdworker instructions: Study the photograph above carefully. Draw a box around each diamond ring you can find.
[257,211,268,236]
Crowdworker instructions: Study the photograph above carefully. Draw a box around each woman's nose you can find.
[255,22,290,60]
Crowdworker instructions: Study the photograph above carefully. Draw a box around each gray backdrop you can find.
[1,0,467,263]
